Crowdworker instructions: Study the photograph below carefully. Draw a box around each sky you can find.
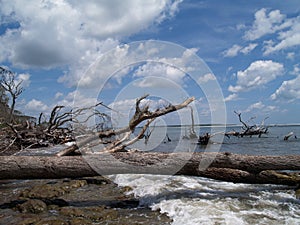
[0,0,300,125]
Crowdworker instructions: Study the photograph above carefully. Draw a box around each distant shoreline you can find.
[137,123,300,128]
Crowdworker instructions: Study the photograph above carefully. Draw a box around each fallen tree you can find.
[225,111,269,138]
[1,94,195,155]
[1,152,300,185]
[54,95,195,156]
[1,93,299,186]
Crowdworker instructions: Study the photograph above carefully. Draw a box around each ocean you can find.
[111,125,300,224]
[13,125,300,224]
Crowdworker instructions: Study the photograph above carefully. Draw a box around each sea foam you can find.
[112,174,300,225]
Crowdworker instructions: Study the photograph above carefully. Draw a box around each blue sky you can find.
[0,0,300,125]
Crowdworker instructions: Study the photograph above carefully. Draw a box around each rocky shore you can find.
[0,176,171,224]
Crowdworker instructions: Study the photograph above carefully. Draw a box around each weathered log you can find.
[1,152,300,185]
[55,144,79,156]
[284,132,294,141]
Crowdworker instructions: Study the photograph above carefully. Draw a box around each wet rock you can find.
[35,218,69,225]
[1,178,172,225]
[120,185,133,193]
[108,199,139,208]
[20,180,87,199]
[48,204,60,211]
[63,180,87,190]
[0,199,26,209]
[17,216,70,225]
[60,180,136,207]
[60,206,87,217]
[16,199,47,213]
[79,176,112,185]
[69,217,92,225]
[43,198,69,207]
[59,206,118,222]
[17,217,40,225]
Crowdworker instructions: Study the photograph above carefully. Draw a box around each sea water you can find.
[15,125,300,224]
[113,174,300,225]
[131,125,300,155]
[111,125,300,224]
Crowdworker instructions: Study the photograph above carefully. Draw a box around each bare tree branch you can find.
[95,96,195,153]
[0,67,24,123]
[232,111,269,138]
[97,96,195,140]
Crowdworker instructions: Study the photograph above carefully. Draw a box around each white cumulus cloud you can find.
[244,8,287,41]
[228,60,284,92]
[25,99,49,112]
[16,73,31,88]
[245,101,264,112]
[197,73,216,84]
[245,101,278,113]
[271,75,300,102]
[264,19,300,55]
[243,8,300,55]
[0,0,182,86]
[223,44,242,57]
[240,43,258,54]
[224,93,238,102]
[286,52,295,60]
[223,43,257,57]
[54,92,63,100]
[133,62,186,87]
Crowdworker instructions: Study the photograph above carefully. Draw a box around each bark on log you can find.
[1,152,300,185]
[55,144,79,156]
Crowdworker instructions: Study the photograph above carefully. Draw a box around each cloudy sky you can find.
[0,0,299,125]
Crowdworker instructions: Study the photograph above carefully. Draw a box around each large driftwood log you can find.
[1,152,300,185]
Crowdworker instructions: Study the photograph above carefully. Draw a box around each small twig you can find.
[6,123,22,139]
[0,137,17,153]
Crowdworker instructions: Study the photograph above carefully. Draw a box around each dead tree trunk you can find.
[1,152,300,185]
[189,106,197,139]
[232,111,268,137]
[97,95,194,139]
[54,95,195,156]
